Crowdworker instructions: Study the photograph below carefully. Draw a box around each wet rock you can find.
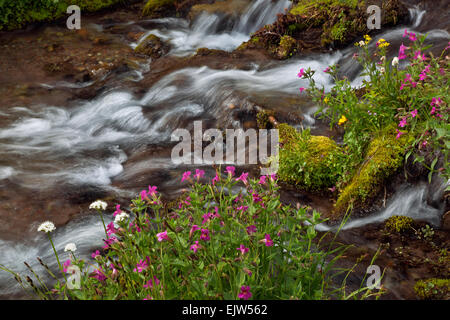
[134,34,170,59]
[442,211,450,231]
[189,0,250,30]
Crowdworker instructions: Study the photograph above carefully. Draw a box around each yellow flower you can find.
[364,34,372,44]
[324,97,329,104]
[338,115,347,126]
[376,38,390,48]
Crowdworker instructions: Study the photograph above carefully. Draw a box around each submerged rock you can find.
[134,34,170,58]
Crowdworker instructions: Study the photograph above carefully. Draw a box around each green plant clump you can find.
[278,124,344,191]
[414,278,450,300]
[384,215,414,233]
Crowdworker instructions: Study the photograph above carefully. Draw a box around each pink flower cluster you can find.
[403,29,417,42]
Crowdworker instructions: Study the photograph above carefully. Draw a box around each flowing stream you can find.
[0,0,448,298]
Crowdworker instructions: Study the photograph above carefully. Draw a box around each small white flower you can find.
[89,200,107,211]
[380,56,386,61]
[38,221,56,233]
[64,243,77,252]
[380,67,385,73]
[114,212,129,224]
[359,40,365,47]
[392,57,399,67]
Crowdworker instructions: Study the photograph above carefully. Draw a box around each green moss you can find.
[290,0,361,16]
[278,124,343,191]
[334,125,412,215]
[142,0,176,17]
[256,110,275,129]
[384,216,414,233]
[414,278,450,300]
[276,35,297,59]
[0,0,127,31]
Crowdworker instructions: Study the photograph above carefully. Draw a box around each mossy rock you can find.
[384,215,414,233]
[256,109,275,129]
[275,35,297,59]
[333,125,413,216]
[278,124,343,191]
[142,0,177,18]
[414,278,450,300]
[134,34,170,58]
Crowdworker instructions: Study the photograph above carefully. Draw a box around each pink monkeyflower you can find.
[297,68,305,78]
[181,171,191,182]
[113,204,121,217]
[419,73,427,81]
[106,222,118,237]
[403,29,409,38]
[202,212,213,225]
[398,43,408,60]
[133,259,149,273]
[156,230,169,242]
[409,32,417,42]
[92,268,107,282]
[258,175,267,184]
[323,67,330,73]
[398,117,407,128]
[237,244,249,255]
[194,169,205,180]
[236,172,249,184]
[190,240,200,253]
[411,81,417,88]
[431,97,442,106]
[413,50,422,60]
[246,225,257,235]
[252,193,262,203]
[225,166,235,177]
[148,185,158,197]
[299,87,305,93]
[144,276,160,289]
[422,140,428,147]
[238,286,252,300]
[411,109,418,118]
[200,228,210,241]
[261,234,274,247]
[237,205,249,213]
[140,190,147,201]
[213,206,221,219]
[91,250,100,259]
[270,173,277,181]
[396,129,405,139]
[190,224,200,237]
[212,174,220,185]
[103,236,118,250]
[143,295,153,300]
[430,106,436,115]
[63,259,71,273]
